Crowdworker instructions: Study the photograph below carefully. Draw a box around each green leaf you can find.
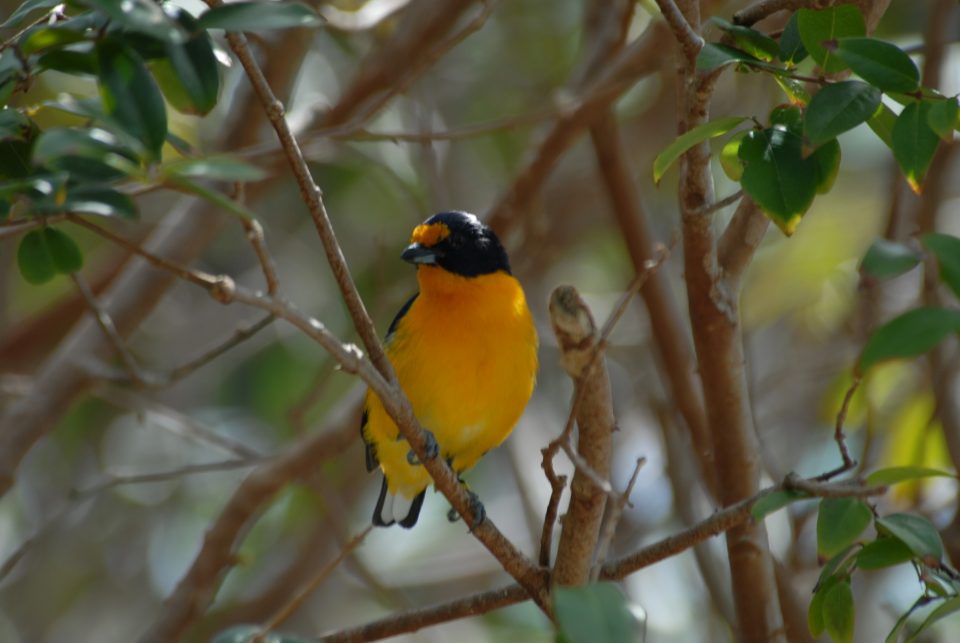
[0,109,32,141]
[860,239,921,280]
[822,580,855,643]
[751,489,808,520]
[833,37,920,93]
[812,138,841,194]
[44,226,83,273]
[708,17,779,61]
[796,5,865,73]
[773,74,811,106]
[922,233,960,300]
[739,126,818,235]
[779,12,807,65]
[696,43,760,72]
[904,596,960,643]
[892,101,941,194]
[804,81,881,147]
[652,116,747,184]
[859,307,960,372]
[150,6,221,116]
[42,186,137,219]
[817,543,860,588]
[867,102,897,149]
[162,157,266,182]
[1,0,62,28]
[927,96,959,141]
[166,176,256,220]
[19,25,87,56]
[32,127,139,180]
[211,624,311,643]
[817,497,873,558]
[855,537,914,569]
[808,577,832,637]
[770,105,803,133]
[720,130,747,181]
[37,49,98,75]
[17,229,57,284]
[554,583,640,643]
[866,465,955,486]
[79,0,186,43]
[197,2,323,31]
[96,40,167,160]
[876,513,944,561]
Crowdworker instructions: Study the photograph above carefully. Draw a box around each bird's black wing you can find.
[361,292,419,472]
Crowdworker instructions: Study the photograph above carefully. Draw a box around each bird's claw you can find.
[406,429,439,465]
[447,490,486,531]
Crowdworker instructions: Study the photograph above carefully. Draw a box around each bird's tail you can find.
[372,475,425,528]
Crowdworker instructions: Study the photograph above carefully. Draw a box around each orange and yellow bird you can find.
[362,211,538,528]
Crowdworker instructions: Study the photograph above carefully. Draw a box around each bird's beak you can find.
[401,243,441,265]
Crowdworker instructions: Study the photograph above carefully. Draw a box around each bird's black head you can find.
[401,211,511,277]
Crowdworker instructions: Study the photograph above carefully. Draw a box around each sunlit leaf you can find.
[720,130,747,181]
[859,307,960,372]
[738,126,817,235]
[823,580,855,643]
[804,81,880,148]
[860,239,921,280]
[866,465,955,486]
[197,1,323,31]
[708,17,779,61]
[652,116,747,184]
[922,233,960,300]
[554,583,641,643]
[817,497,873,558]
[856,537,914,569]
[19,25,87,56]
[833,37,920,93]
[796,5,865,73]
[96,40,167,160]
[150,6,221,116]
[892,101,940,194]
[876,513,944,560]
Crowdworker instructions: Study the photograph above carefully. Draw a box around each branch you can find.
[549,286,616,587]
[717,195,769,285]
[653,0,703,63]
[732,0,804,26]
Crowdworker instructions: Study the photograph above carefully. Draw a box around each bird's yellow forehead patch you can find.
[410,222,450,247]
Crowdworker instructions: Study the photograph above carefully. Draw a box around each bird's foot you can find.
[447,490,486,531]
[406,429,439,465]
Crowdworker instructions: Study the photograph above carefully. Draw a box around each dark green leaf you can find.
[696,43,760,72]
[17,229,57,284]
[32,127,139,179]
[79,0,186,43]
[45,186,137,218]
[927,97,959,141]
[739,126,818,235]
[922,233,960,300]
[1,0,62,28]
[860,239,921,280]
[796,5,865,73]
[892,101,940,194]
[866,465,955,486]
[779,12,807,65]
[0,174,66,201]
[804,81,881,147]
[859,307,960,372]
[96,40,167,160]
[770,105,803,133]
[817,544,860,589]
[44,226,83,273]
[0,108,32,141]
[877,513,944,561]
[163,157,266,182]
[708,17,779,61]
[653,116,747,184]
[817,497,873,558]
[812,138,841,194]
[834,37,920,93]
[150,6,221,116]
[867,102,897,149]
[554,583,640,643]
[904,596,960,643]
[751,489,808,520]
[823,580,855,643]
[197,2,323,31]
[37,49,98,75]
[856,537,914,569]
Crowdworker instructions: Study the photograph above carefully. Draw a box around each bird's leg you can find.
[405,429,439,465]
[446,474,486,530]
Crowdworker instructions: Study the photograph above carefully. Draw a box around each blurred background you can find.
[1,0,959,641]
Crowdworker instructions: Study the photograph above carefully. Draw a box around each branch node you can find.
[210,275,237,304]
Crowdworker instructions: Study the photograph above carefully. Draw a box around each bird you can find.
[362,211,538,528]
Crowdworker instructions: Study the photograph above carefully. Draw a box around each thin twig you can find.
[590,456,646,581]
[698,190,744,216]
[243,218,280,295]
[75,459,263,497]
[253,526,374,642]
[732,0,804,26]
